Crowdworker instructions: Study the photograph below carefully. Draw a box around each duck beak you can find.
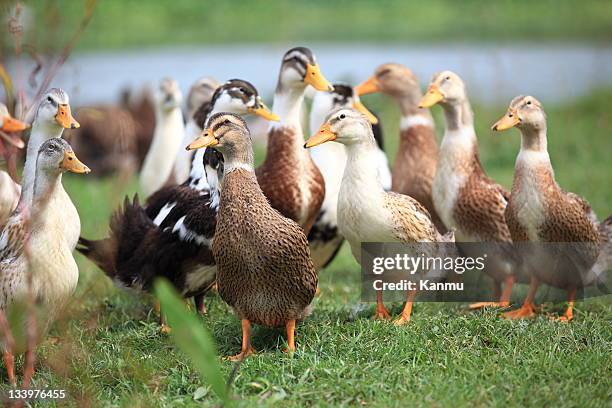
[1,116,29,133]
[418,85,444,108]
[354,76,380,96]
[55,104,80,129]
[353,101,379,125]
[248,102,280,121]
[186,129,218,151]
[61,150,90,174]
[492,110,521,131]
[304,123,336,148]
[304,64,334,92]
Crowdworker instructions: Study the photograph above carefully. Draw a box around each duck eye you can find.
[339,114,346,120]
[445,76,450,81]
[223,119,231,125]
[526,100,532,105]
[239,87,246,93]
[47,96,53,103]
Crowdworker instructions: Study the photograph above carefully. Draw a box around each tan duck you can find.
[0,138,89,385]
[419,71,519,309]
[493,96,609,320]
[256,47,333,234]
[356,63,445,232]
[188,112,317,360]
[305,108,454,324]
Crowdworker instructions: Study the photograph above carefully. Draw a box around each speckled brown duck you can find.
[256,47,334,234]
[356,63,445,233]
[493,96,609,321]
[419,71,520,309]
[305,108,454,325]
[188,112,317,360]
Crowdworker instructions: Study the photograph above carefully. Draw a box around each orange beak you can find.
[418,85,444,108]
[1,116,29,133]
[186,128,218,151]
[304,64,334,92]
[354,76,381,96]
[55,104,80,129]
[60,150,90,174]
[492,110,521,131]
[352,100,379,125]
[304,123,336,148]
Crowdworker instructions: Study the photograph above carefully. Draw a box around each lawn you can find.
[0,92,611,407]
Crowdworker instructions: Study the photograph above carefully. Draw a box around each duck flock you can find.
[0,46,610,375]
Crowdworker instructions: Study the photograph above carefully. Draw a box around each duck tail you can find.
[77,194,156,285]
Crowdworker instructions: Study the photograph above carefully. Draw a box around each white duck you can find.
[308,84,390,270]
[140,78,185,196]
[0,137,89,384]
[305,108,454,324]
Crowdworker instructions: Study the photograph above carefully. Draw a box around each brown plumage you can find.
[190,112,316,360]
[493,95,605,320]
[256,126,325,233]
[355,63,445,232]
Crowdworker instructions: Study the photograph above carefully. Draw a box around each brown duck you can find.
[256,47,334,234]
[493,95,609,321]
[419,70,521,309]
[188,112,317,360]
[355,63,445,232]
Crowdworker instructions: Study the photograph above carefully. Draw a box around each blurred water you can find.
[7,43,612,106]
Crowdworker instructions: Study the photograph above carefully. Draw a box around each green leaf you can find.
[153,279,229,403]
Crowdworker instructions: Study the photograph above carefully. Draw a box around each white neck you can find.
[272,87,305,129]
[400,114,434,131]
[224,161,254,175]
[342,140,385,194]
[31,170,62,218]
[517,127,552,170]
[173,118,198,183]
[20,121,64,207]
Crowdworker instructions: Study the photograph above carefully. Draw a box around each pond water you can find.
[6,43,612,106]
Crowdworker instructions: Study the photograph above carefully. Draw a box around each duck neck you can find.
[187,104,216,189]
[516,126,553,178]
[343,139,385,194]
[31,170,62,218]
[519,126,548,153]
[272,86,305,130]
[441,97,474,132]
[223,147,254,176]
[20,121,64,207]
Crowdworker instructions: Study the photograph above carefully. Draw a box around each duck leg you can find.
[194,294,207,316]
[0,311,16,386]
[503,276,539,319]
[469,275,515,309]
[394,289,417,326]
[227,319,255,361]
[552,287,576,322]
[283,319,296,353]
[373,290,391,320]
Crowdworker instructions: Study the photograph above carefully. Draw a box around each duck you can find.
[307,84,390,270]
[139,78,185,197]
[492,95,611,320]
[77,79,278,324]
[255,46,334,234]
[187,112,317,360]
[170,77,221,184]
[0,103,28,225]
[419,71,520,309]
[355,63,445,232]
[305,108,454,324]
[0,137,89,385]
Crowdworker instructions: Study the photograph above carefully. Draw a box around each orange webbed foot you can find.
[502,303,537,320]
[226,346,256,362]
[160,324,172,334]
[373,307,392,321]
[469,301,509,310]
[393,315,411,326]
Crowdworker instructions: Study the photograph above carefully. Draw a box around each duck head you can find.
[305,108,372,148]
[210,79,279,121]
[492,95,546,133]
[37,137,90,176]
[35,88,80,130]
[356,63,422,104]
[186,77,220,117]
[155,77,182,112]
[312,83,378,125]
[419,70,467,108]
[277,47,334,93]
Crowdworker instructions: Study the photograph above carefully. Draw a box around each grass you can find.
[2,0,612,52]
[0,92,611,406]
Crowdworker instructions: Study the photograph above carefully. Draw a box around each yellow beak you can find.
[304,63,334,92]
[186,129,218,151]
[492,110,521,131]
[61,150,90,174]
[304,123,336,148]
[418,85,444,108]
[55,104,80,129]
[248,102,280,121]
[353,100,379,125]
[354,76,380,96]
[1,115,29,132]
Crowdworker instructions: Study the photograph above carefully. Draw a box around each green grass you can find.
[2,0,612,52]
[1,92,610,406]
